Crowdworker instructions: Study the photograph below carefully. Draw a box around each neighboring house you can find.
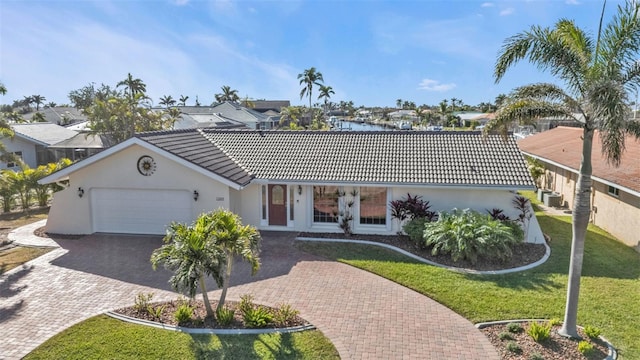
[173,102,279,130]
[2,123,78,169]
[251,100,290,114]
[40,129,544,244]
[387,110,417,122]
[48,133,114,162]
[23,107,88,126]
[518,126,640,251]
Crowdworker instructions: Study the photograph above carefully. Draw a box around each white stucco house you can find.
[2,123,78,169]
[39,129,545,243]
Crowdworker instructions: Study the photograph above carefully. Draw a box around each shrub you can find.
[506,341,522,354]
[529,352,544,360]
[584,325,602,339]
[486,208,510,221]
[273,303,300,327]
[578,340,594,355]
[133,292,154,314]
[216,306,235,326]
[239,294,255,314]
[174,302,194,324]
[506,322,523,333]
[423,209,522,264]
[527,321,551,343]
[498,331,513,341]
[147,304,166,320]
[389,193,436,222]
[243,306,274,328]
[403,217,430,247]
[548,318,562,326]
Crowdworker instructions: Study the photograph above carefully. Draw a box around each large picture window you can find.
[359,187,387,225]
[313,186,339,223]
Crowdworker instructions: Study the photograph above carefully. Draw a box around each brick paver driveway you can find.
[0,229,498,359]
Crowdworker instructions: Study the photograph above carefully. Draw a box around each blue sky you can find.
[0,0,626,108]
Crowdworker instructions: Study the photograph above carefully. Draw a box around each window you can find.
[261,185,267,220]
[313,186,339,223]
[271,185,284,205]
[608,185,620,197]
[7,151,22,168]
[359,187,387,225]
[289,186,295,221]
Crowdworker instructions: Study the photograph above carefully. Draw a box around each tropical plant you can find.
[68,82,120,110]
[208,209,261,312]
[117,73,147,100]
[0,172,16,212]
[151,213,226,318]
[31,95,46,111]
[298,67,324,109]
[278,106,304,128]
[158,95,176,108]
[389,193,436,222]
[3,166,32,211]
[214,86,239,103]
[0,82,6,95]
[179,95,189,106]
[490,1,640,337]
[402,217,430,247]
[525,156,546,189]
[318,85,335,115]
[423,209,521,265]
[527,321,551,342]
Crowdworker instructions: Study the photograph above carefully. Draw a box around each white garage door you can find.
[91,188,193,234]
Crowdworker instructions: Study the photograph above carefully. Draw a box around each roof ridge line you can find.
[197,129,254,176]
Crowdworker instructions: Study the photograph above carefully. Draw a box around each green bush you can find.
[273,303,300,327]
[243,306,274,328]
[133,292,154,314]
[548,318,562,326]
[423,209,522,264]
[147,304,166,320]
[506,322,523,333]
[527,321,551,343]
[174,302,194,324]
[578,340,594,355]
[239,294,255,314]
[584,325,602,339]
[529,352,544,360]
[506,341,522,354]
[403,217,430,246]
[216,306,235,326]
[498,331,513,341]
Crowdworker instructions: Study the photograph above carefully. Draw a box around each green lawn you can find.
[25,315,339,360]
[298,192,640,359]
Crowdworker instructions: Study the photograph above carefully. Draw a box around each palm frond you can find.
[485,98,572,140]
[597,1,640,78]
[589,80,629,165]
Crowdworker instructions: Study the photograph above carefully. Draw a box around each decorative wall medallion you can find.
[137,155,157,176]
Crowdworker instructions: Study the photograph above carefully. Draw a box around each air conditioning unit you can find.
[543,192,563,207]
[537,189,552,202]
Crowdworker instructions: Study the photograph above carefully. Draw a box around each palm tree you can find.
[0,83,7,95]
[117,73,147,100]
[166,107,182,128]
[214,86,239,103]
[298,67,324,109]
[158,95,176,108]
[490,0,640,338]
[151,213,226,318]
[396,99,402,109]
[318,85,334,115]
[46,102,57,108]
[208,209,260,312]
[31,95,46,111]
[179,95,189,106]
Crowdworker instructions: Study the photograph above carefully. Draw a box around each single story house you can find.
[23,107,88,126]
[518,126,640,251]
[40,129,544,243]
[172,102,279,130]
[2,123,78,169]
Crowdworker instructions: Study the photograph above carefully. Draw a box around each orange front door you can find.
[268,184,287,226]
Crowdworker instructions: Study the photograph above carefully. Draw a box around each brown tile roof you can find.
[517,126,640,193]
[138,129,534,189]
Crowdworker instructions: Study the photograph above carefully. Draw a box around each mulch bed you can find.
[480,322,610,359]
[298,232,547,271]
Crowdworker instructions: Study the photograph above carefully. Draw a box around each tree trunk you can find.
[559,126,594,338]
[216,252,234,312]
[199,275,214,318]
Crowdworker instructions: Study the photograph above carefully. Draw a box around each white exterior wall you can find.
[45,144,231,235]
[2,137,37,169]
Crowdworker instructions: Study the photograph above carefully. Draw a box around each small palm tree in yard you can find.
[489,1,640,338]
[151,210,260,318]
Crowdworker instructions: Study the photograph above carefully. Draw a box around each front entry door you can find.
[268,184,287,226]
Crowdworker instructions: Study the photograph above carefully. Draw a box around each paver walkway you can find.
[1,224,499,359]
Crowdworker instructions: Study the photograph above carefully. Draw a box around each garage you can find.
[91,188,193,234]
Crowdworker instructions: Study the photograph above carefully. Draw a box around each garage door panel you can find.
[92,188,193,234]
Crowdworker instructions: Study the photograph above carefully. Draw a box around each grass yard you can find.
[0,246,51,274]
[25,315,339,360]
[298,192,640,359]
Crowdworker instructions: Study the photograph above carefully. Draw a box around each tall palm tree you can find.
[298,67,324,109]
[489,0,640,338]
[31,95,46,111]
[158,95,176,108]
[208,209,260,312]
[318,85,335,115]
[214,86,239,103]
[396,99,402,109]
[179,95,189,106]
[0,83,7,95]
[117,73,147,100]
[151,213,226,318]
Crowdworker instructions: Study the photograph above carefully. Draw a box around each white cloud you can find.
[417,79,456,92]
[481,2,494,7]
[500,7,515,16]
[565,0,580,5]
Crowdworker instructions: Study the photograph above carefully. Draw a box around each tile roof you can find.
[518,126,640,193]
[12,123,78,145]
[138,129,534,189]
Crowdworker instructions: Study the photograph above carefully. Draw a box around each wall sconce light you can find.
[77,187,84,198]
[193,190,199,201]
[297,185,302,195]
